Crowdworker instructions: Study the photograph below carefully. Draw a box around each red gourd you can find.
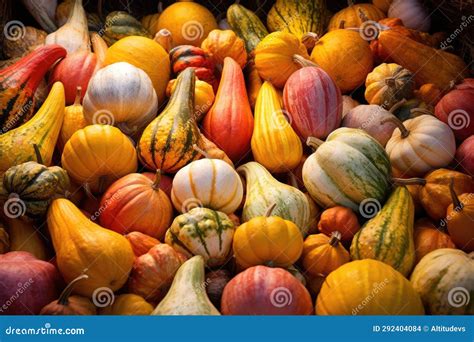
[455,136,474,176]
[435,78,474,141]
[0,45,66,132]
[283,56,342,141]
[202,57,254,163]
[49,51,100,105]
[221,266,313,315]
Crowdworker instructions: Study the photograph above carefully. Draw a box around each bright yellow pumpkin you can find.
[99,294,154,315]
[61,125,137,193]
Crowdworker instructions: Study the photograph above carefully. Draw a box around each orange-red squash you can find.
[202,57,254,163]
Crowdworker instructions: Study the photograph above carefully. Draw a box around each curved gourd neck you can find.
[237,162,274,188]
[165,68,196,119]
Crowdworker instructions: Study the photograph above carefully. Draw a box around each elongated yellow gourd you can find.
[251,81,302,173]
[0,82,65,171]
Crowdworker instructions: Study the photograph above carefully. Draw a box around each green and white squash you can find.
[410,248,473,315]
[165,207,235,267]
[103,11,152,46]
[267,0,327,39]
[152,256,221,315]
[0,159,70,218]
[227,4,269,52]
[302,128,391,211]
[350,186,415,276]
[237,162,310,235]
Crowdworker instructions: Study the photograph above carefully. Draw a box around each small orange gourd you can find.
[201,30,247,69]
[446,180,474,252]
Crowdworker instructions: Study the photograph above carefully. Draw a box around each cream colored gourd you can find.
[385,114,456,176]
[171,158,243,214]
[83,62,158,134]
[237,162,310,235]
[152,256,220,315]
[45,0,89,53]
[251,81,303,173]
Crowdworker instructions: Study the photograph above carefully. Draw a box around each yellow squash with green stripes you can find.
[267,0,327,39]
[0,82,65,171]
[227,4,268,52]
[138,68,202,173]
[350,186,416,276]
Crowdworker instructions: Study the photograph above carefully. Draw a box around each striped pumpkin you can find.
[0,45,66,132]
[410,248,473,315]
[165,208,235,267]
[316,259,424,315]
[226,4,268,53]
[251,81,303,172]
[302,128,391,211]
[237,162,310,235]
[171,158,243,214]
[138,68,202,173]
[267,0,327,39]
[351,186,416,276]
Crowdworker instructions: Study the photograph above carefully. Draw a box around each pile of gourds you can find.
[0,0,473,316]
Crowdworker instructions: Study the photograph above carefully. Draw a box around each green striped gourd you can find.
[237,162,310,235]
[410,248,473,315]
[350,186,415,276]
[152,256,220,315]
[138,68,202,173]
[165,207,235,267]
[227,4,269,52]
[302,127,391,211]
[267,0,327,39]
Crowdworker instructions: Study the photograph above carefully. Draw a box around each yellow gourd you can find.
[47,199,135,297]
[99,294,154,315]
[251,81,302,173]
[4,217,48,260]
[58,86,87,151]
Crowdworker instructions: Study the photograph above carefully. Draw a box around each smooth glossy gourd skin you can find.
[251,81,303,173]
[317,259,424,315]
[226,4,268,53]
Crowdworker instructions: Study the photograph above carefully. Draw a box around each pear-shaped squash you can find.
[47,199,135,297]
[0,45,66,132]
[351,186,416,276]
[138,68,202,173]
[202,57,254,163]
[237,162,310,235]
[152,256,220,315]
[251,81,302,173]
[0,82,65,171]
[58,87,87,150]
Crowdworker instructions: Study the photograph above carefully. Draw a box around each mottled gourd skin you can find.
[165,207,235,267]
[152,256,220,315]
[303,127,391,211]
[227,4,268,53]
[238,162,310,235]
[350,186,416,276]
[410,248,474,315]
[138,68,202,173]
[267,0,327,39]
[0,161,69,218]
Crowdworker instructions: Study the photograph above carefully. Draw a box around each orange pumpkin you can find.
[328,0,385,30]
[413,218,455,263]
[317,206,360,242]
[446,181,474,252]
[302,231,350,278]
[99,172,173,240]
[201,30,248,69]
